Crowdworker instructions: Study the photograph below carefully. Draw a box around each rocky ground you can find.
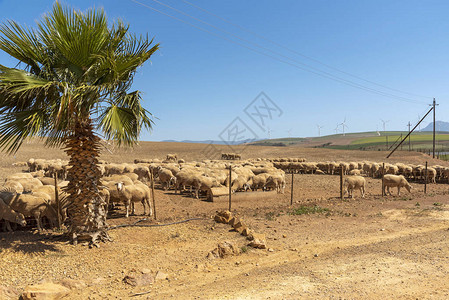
[1,142,449,299]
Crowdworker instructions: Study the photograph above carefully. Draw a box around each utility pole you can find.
[407,121,411,151]
[432,98,438,158]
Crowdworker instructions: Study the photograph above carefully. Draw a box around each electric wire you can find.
[131,0,428,105]
[182,0,432,101]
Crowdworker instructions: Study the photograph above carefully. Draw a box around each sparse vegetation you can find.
[265,211,280,221]
[289,205,330,216]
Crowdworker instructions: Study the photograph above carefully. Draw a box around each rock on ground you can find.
[21,282,70,300]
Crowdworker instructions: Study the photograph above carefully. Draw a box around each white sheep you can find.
[344,176,366,198]
[115,182,152,218]
[383,174,412,196]
[0,198,26,231]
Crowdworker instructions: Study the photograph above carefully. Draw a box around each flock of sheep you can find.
[0,155,446,232]
[272,160,447,184]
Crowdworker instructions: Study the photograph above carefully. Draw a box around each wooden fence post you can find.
[150,169,157,220]
[424,161,428,194]
[54,173,61,230]
[381,163,385,197]
[228,165,232,211]
[290,172,294,205]
[340,166,344,200]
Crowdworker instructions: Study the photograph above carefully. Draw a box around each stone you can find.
[215,211,233,223]
[59,279,87,290]
[214,215,227,224]
[248,233,267,249]
[216,210,233,222]
[235,224,248,235]
[217,241,240,258]
[207,249,220,260]
[232,220,245,230]
[21,282,70,300]
[155,271,168,281]
[123,270,155,286]
[242,227,252,237]
[228,217,238,227]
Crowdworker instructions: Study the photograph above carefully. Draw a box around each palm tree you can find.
[0,2,159,245]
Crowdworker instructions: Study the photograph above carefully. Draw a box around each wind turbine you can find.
[316,124,323,137]
[380,119,390,133]
[339,118,348,136]
[380,119,390,149]
[267,127,273,139]
[376,125,381,136]
[286,128,292,138]
[334,125,339,135]
[417,115,422,131]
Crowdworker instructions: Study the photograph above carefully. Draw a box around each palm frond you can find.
[0,109,49,153]
[0,1,159,154]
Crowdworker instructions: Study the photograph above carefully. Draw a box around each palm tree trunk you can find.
[64,119,110,245]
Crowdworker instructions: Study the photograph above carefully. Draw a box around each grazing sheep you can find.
[383,174,412,196]
[6,178,43,192]
[115,182,152,218]
[174,170,198,194]
[156,168,176,190]
[251,173,270,191]
[0,198,26,231]
[166,154,178,162]
[37,177,56,186]
[5,173,33,181]
[265,175,286,194]
[0,189,56,231]
[193,176,221,199]
[230,176,251,193]
[426,167,437,184]
[102,180,123,211]
[348,169,361,176]
[103,174,135,186]
[344,176,366,199]
[133,165,151,182]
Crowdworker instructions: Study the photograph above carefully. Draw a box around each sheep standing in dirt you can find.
[265,175,286,194]
[115,182,152,218]
[193,176,221,199]
[344,176,366,199]
[156,167,176,190]
[383,174,412,196]
[0,198,26,231]
[0,189,56,232]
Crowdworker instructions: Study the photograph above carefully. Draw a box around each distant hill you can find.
[420,121,449,132]
[161,139,258,145]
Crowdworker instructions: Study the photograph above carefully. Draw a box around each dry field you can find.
[1,141,449,299]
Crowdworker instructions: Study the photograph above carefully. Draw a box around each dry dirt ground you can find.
[1,141,449,299]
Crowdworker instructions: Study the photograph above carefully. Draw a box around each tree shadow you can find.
[0,230,65,254]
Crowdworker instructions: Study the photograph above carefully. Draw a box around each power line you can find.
[131,0,428,104]
[182,0,432,101]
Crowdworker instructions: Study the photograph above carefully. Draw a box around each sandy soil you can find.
[1,141,449,299]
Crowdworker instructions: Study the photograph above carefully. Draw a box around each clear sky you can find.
[1,0,448,142]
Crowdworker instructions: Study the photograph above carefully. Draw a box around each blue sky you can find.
[0,0,448,141]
